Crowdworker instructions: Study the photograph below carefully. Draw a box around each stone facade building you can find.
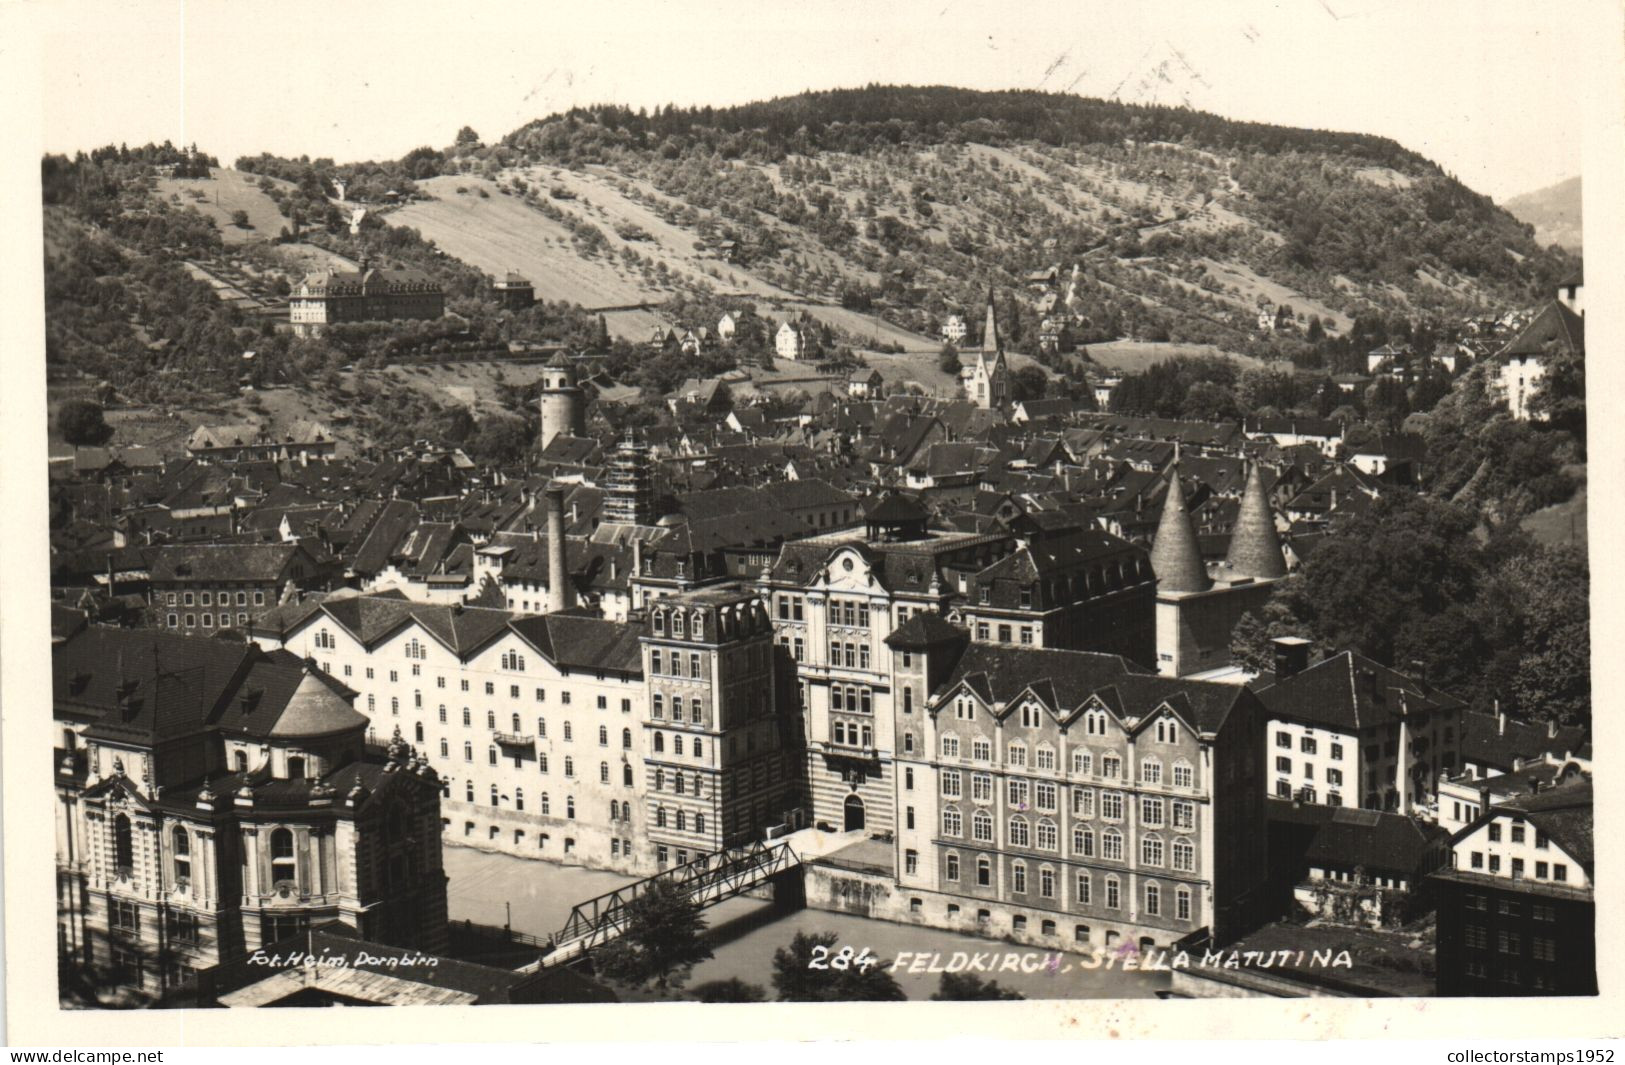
[54,627,448,1003]
[885,614,1268,952]
[290,264,445,337]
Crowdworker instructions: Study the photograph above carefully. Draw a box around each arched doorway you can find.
[843,794,865,832]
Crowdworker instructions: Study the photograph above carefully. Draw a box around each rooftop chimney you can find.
[545,483,572,613]
[1496,700,1507,736]
[1271,636,1311,679]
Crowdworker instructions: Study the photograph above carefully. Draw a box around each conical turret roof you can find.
[1224,463,1287,579]
[1150,469,1210,593]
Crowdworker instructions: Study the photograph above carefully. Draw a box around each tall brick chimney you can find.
[545,483,572,613]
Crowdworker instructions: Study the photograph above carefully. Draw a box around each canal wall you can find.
[802,859,1187,956]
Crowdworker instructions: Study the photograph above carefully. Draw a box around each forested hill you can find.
[483,86,1571,363]
[507,86,1435,169]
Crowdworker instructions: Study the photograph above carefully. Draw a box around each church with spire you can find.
[960,290,1009,410]
[1150,461,1286,677]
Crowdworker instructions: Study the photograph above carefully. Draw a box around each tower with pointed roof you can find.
[963,289,1009,410]
[1222,463,1287,580]
[1152,463,1282,677]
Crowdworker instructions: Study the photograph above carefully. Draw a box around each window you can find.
[1176,886,1192,921]
[1035,782,1057,811]
[1102,829,1124,861]
[1145,881,1161,916]
[1140,758,1162,785]
[1105,876,1121,910]
[111,898,140,934]
[1036,819,1057,851]
[1140,797,1164,827]
[1276,756,1293,773]
[1012,862,1027,894]
[1172,801,1194,831]
[1102,754,1121,779]
[972,738,991,761]
[1276,731,1291,748]
[946,853,960,881]
[972,809,993,842]
[1073,826,1095,858]
[114,814,134,873]
[1007,742,1027,767]
[942,807,962,837]
[941,770,962,799]
[941,734,959,758]
[976,857,991,887]
[1172,837,1194,872]
[1076,871,1092,905]
[1073,750,1093,776]
[172,827,191,886]
[1141,834,1164,867]
[1101,791,1123,820]
[1300,736,1317,755]
[270,828,297,888]
[1172,761,1193,788]
[1008,779,1029,807]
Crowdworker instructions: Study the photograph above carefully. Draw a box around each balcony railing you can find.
[494,732,535,748]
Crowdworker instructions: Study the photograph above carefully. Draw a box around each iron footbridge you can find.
[532,839,800,968]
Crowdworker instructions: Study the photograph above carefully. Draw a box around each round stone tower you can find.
[538,352,586,450]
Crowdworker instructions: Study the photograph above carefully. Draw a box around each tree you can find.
[1528,339,1587,446]
[592,878,713,991]
[58,399,112,445]
[230,209,250,228]
[1230,596,1317,673]
[771,932,905,1001]
[691,978,766,1003]
[931,973,1025,1000]
[455,125,482,148]
[938,342,961,377]
[1010,364,1047,402]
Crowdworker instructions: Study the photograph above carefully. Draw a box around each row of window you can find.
[653,807,709,834]
[936,807,1197,869]
[973,621,1033,645]
[648,649,706,678]
[163,589,266,609]
[1461,926,1560,961]
[168,612,247,630]
[651,694,704,723]
[937,736,1196,786]
[1273,757,1345,785]
[1274,733,1346,759]
[1465,851,1569,882]
[935,854,1195,920]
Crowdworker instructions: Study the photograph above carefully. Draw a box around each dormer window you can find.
[673,613,685,638]
[691,612,705,639]
[653,611,666,636]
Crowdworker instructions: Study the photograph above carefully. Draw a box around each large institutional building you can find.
[54,628,448,1003]
[289,263,445,337]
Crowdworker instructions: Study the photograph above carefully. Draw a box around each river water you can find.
[443,847,1169,1001]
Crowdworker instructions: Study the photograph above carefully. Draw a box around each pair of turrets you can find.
[1149,460,1285,593]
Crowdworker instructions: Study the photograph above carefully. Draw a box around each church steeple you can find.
[1224,462,1287,579]
[1150,467,1211,593]
[982,287,1000,354]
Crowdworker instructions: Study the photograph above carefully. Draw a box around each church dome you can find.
[271,671,370,739]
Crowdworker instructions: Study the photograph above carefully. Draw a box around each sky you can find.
[23,0,1591,203]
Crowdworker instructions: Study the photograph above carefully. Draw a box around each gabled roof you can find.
[1305,808,1450,875]
[934,642,1246,735]
[1498,779,1593,875]
[507,612,644,674]
[1255,651,1460,732]
[1498,300,1583,361]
